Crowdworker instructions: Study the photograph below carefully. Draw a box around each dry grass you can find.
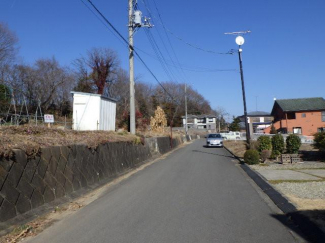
[0,125,185,159]
[0,126,142,159]
[223,140,247,158]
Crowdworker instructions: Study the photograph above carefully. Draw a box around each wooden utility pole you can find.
[185,83,188,135]
[128,0,135,134]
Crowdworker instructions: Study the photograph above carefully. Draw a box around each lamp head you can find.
[235,36,245,46]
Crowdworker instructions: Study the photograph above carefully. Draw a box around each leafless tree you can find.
[78,48,119,95]
[6,58,75,112]
[0,22,18,66]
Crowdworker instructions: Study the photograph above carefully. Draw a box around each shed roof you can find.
[247,111,271,117]
[70,91,117,103]
[272,97,325,113]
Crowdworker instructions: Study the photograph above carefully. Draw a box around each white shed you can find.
[71,91,117,131]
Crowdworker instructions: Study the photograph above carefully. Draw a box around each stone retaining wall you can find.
[0,135,193,222]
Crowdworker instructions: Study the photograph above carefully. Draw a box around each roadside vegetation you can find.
[224,134,324,164]
[0,22,223,131]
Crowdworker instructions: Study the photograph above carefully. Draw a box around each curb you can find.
[224,145,325,243]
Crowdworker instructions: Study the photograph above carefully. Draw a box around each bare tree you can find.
[86,48,119,95]
[0,22,18,66]
[72,58,95,93]
[7,58,75,112]
[213,106,229,132]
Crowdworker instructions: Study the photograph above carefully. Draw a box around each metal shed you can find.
[71,91,117,131]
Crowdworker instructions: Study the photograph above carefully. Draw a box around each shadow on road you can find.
[192,149,235,159]
[271,210,325,243]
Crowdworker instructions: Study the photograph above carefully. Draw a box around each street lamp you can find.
[235,36,251,144]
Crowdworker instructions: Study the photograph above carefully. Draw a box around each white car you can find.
[220,131,241,140]
[206,133,224,147]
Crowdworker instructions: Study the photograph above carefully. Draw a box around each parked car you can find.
[206,133,223,147]
[219,131,241,140]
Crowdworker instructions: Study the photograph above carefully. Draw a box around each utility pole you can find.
[128,0,135,134]
[185,83,188,136]
[128,0,152,134]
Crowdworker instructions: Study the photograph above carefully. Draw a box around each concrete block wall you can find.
[0,135,194,222]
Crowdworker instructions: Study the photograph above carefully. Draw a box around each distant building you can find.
[264,97,325,135]
[182,114,216,130]
[239,111,273,133]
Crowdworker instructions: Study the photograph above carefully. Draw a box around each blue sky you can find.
[1,0,325,119]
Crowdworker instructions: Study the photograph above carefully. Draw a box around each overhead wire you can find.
[141,0,231,56]
[150,0,189,82]
[144,28,178,84]
[80,0,126,47]
[141,0,185,84]
[135,46,237,73]
[83,0,179,104]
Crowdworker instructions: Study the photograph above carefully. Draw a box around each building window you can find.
[197,118,206,123]
[322,111,325,122]
[287,112,296,119]
[208,118,214,123]
[318,127,325,132]
[301,113,306,118]
[293,127,302,134]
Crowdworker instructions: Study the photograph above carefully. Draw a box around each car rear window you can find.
[208,134,221,138]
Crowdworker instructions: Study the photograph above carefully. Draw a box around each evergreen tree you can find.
[229,116,241,131]
[270,124,277,134]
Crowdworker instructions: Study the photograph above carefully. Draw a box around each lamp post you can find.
[235,36,251,144]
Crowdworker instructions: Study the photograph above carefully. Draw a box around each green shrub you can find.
[270,150,281,160]
[244,149,260,164]
[286,134,301,154]
[313,132,325,151]
[272,134,285,154]
[257,136,272,153]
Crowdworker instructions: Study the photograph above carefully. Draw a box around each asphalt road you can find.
[27,139,302,243]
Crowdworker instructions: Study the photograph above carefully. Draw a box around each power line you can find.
[150,0,190,81]
[141,0,185,84]
[144,28,178,83]
[80,0,126,47]
[82,0,178,104]
[135,47,237,73]
[139,1,231,56]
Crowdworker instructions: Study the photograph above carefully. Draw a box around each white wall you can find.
[72,92,116,131]
[73,94,100,131]
[100,98,116,131]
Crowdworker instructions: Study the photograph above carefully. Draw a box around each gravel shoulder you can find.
[250,161,325,235]
[250,162,325,209]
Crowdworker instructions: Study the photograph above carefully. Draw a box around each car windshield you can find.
[208,134,221,138]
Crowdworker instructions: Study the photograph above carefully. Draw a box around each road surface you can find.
[26,139,303,243]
